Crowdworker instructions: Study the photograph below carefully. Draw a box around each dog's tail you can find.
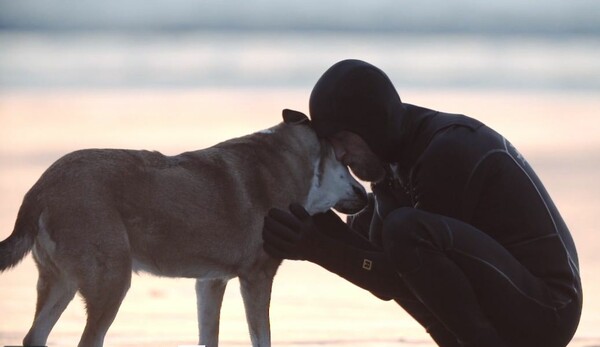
[0,194,39,272]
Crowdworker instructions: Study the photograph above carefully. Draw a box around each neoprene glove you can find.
[262,203,320,260]
[263,203,378,261]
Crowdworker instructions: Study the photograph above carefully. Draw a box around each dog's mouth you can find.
[333,186,369,215]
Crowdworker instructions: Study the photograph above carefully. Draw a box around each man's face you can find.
[328,131,386,183]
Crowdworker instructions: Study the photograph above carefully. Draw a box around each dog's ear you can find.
[282,109,310,125]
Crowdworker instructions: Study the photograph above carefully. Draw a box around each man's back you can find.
[399,108,581,307]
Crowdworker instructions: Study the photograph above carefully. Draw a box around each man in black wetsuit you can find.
[262,59,582,347]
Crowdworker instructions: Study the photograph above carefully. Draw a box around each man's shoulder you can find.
[404,103,484,131]
[429,111,484,133]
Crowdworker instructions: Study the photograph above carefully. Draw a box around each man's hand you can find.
[262,203,320,260]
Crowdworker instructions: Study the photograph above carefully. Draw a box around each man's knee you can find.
[381,207,428,246]
[380,208,426,269]
[381,207,451,273]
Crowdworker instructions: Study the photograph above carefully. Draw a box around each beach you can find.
[1,88,599,346]
[2,0,600,344]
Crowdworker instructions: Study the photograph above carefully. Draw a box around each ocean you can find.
[1,31,599,91]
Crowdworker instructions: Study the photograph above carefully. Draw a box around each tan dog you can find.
[0,110,368,347]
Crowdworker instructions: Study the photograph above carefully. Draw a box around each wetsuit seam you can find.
[464,149,505,192]
[505,233,559,248]
[453,248,559,311]
[443,220,455,252]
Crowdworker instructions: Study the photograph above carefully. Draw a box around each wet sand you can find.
[1,89,599,346]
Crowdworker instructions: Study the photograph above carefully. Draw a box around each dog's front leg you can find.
[239,270,276,347]
[196,278,228,347]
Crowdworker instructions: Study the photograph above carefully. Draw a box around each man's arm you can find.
[263,204,405,300]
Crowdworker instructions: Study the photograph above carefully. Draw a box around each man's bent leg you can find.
[382,208,506,346]
[381,208,562,347]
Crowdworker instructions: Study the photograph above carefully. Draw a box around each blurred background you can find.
[1,0,600,90]
[0,1,599,346]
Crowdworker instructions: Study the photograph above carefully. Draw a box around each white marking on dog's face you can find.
[305,144,368,215]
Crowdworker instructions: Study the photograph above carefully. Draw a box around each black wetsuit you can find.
[359,105,583,346]
[263,59,583,346]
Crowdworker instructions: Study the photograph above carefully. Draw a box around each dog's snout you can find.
[334,183,368,214]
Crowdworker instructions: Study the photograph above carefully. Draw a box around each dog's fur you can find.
[0,111,367,347]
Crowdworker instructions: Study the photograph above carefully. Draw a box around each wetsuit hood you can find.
[309,59,407,162]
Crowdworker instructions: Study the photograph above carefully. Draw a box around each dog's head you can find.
[283,109,368,215]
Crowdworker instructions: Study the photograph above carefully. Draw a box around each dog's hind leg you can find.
[239,270,277,347]
[73,215,132,347]
[196,278,228,347]
[23,260,77,346]
[77,258,131,347]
